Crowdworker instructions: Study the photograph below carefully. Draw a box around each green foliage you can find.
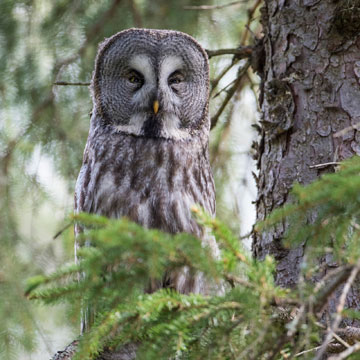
[27,210,287,360]
[256,156,360,266]
[0,254,37,359]
[26,157,360,359]
[3,0,360,358]
[4,0,360,357]
[0,1,258,358]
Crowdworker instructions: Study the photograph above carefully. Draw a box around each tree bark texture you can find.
[253,0,360,298]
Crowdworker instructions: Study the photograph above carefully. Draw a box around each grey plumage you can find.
[75,28,220,331]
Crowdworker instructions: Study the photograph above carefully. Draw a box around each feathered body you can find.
[75,122,216,292]
[75,28,218,298]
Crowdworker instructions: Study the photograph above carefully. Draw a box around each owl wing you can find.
[74,142,95,262]
[74,142,94,216]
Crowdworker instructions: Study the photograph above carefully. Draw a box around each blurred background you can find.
[0,0,261,358]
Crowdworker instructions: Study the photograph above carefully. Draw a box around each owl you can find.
[74,28,220,331]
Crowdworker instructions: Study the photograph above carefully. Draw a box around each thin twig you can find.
[208,0,260,131]
[54,48,252,88]
[315,259,360,360]
[239,230,253,240]
[53,222,73,240]
[54,0,123,80]
[210,90,238,165]
[212,79,237,98]
[309,162,340,169]
[206,46,252,59]
[270,297,301,307]
[294,346,322,357]
[313,265,353,314]
[224,274,254,288]
[328,342,360,360]
[313,266,352,295]
[244,24,257,41]
[330,331,351,349]
[211,61,250,129]
[1,96,54,176]
[210,59,239,95]
[333,122,360,138]
[53,82,91,86]
[184,1,246,10]
[240,0,262,44]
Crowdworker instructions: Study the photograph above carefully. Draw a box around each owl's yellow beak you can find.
[153,100,159,114]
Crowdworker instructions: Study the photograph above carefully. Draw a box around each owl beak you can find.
[153,100,159,114]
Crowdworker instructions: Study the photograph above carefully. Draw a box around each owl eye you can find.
[127,71,144,86]
[168,71,184,86]
[129,75,140,83]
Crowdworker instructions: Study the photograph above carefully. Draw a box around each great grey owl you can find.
[74,28,220,330]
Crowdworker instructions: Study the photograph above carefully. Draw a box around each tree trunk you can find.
[253,0,360,299]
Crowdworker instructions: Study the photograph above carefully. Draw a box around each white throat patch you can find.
[114,112,190,140]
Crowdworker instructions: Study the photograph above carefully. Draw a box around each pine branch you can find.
[328,343,360,360]
[240,0,262,44]
[210,59,239,95]
[313,265,354,314]
[206,46,252,59]
[53,82,90,86]
[53,0,124,80]
[184,1,246,10]
[210,60,250,129]
[315,259,360,360]
[33,157,360,359]
[53,47,253,89]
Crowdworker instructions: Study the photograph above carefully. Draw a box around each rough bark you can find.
[253,0,360,304]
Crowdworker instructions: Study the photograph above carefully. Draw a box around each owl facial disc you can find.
[113,54,190,139]
[92,28,210,140]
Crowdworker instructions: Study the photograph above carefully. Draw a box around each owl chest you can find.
[89,156,207,235]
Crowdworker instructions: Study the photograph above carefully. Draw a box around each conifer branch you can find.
[53,222,73,239]
[294,346,322,357]
[206,46,253,59]
[315,259,360,360]
[184,1,246,10]
[30,157,360,359]
[210,59,239,95]
[53,82,91,86]
[53,0,124,79]
[211,60,250,129]
[309,161,340,169]
[328,343,360,360]
[333,121,360,138]
[240,0,262,44]
[313,265,354,314]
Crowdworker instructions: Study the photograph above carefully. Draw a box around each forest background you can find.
[5,0,360,359]
[0,1,260,359]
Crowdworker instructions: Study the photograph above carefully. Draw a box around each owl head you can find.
[91,28,210,140]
